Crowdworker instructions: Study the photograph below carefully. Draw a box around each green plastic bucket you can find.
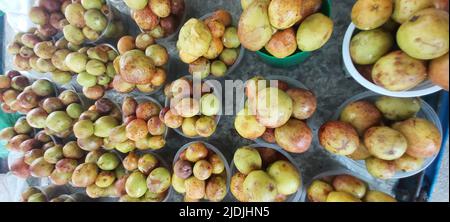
[256,0,332,68]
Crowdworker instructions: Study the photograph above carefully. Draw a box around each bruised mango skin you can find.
[297,13,334,52]
[268,0,303,30]
[392,0,434,24]
[238,0,273,51]
[351,0,393,30]
[372,51,427,91]
[397,8,449,60]
[243,170,278,202]
[392,118,442,158]
[307,180,334,202]
[350,29,394,65]
[119,50,156,85]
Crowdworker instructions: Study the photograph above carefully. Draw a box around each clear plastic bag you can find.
[0,172,27,202]
[0,0,35,32]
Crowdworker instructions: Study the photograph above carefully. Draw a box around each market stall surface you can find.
[1,0,448,202]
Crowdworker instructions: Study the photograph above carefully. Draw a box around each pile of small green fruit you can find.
[73,44,119,100]
[73,98,122,152]
[1,72,56,114]
[162,77,221,138]
[118,151,172,202]
[63,0,124,44]
[231,146,301,202]
[25,89,83,138]
[177,9,241,78]
[80,151,124,199]
[171,142,227,202]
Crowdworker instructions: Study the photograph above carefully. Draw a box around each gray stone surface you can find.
[2,0,448,202]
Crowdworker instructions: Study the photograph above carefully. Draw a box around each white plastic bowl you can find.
[135,150,173,202]
[171,141,231,202]
[102,150,173,202]
[331,91,443,179]
[164,76,222,139]
[342,23,442,98]
[305,169,395,202]
[230,143,305,202]
[239,75,314,153]
[198,12,245,79]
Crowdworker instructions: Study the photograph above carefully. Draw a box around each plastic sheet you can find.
[0,172,27,201]
[0,0,35,33]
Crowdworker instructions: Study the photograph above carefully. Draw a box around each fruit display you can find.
[1,71,57,114]
[72,97,122,152]
[73,44,119,99]
[231,145,302,202]
[112,35,168,94]
[1,124,91,184]
[7,29,47,72]
[62,0,124,44]
[238,0,333,58]
[349,0,449,91]
[176,9,242,78]
[307,172,397,202]
[1,119,38,156]
[28,0,66,38]
[62,148,121,199]
[171,141,228,202]
[2,0,449,204]
[7,31,76,85]
[20,185,82,202]
[162,76,221,138]
[124,0,186,39]
[80,151,122,199]
[319,92,442,179]
[112,96,167,152]
[119,151,171,202]
[57,148,134,201]
[24,89,83,138]
[235,76,315,154]
[33,39,79,85]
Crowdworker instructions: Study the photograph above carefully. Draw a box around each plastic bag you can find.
[0,172,27,202]
[0,0,35,32]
